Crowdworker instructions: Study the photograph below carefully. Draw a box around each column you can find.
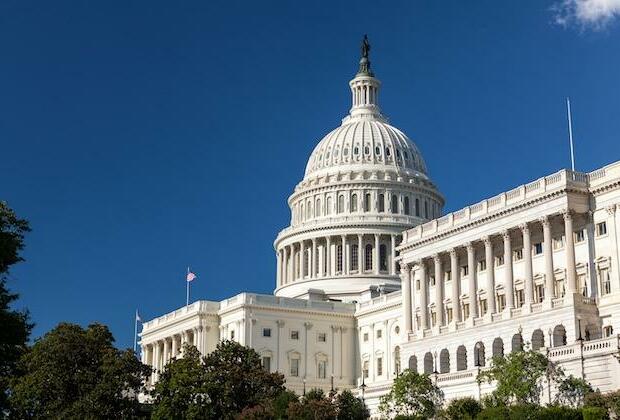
[419,260,428,330]
[300,241,306,279]
[311,239,317,279]
[410,266,417,333]
[433,254,444,327]
[171,335,178,358]
[467,243,478,318]
[140,345,146,364]
[503,230,514,310]
[520,224,534,306]
[391,235,396,275]
[276,249,282,286]
[484,237,496,315]
[401,263,413,333]
[608,205,620,294]
[542,216,556,303]
[358,234,363,272]
[563,211,577,294]
[163,338,169,366]
[153,341,160,380]
[285,246,291,284]
[450,249,461,323]
[342,235,348,275]
[326,236,332,276]
[374,234,380,275]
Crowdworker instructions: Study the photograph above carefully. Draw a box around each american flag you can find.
[186,271,196,282]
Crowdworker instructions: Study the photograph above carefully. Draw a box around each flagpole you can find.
[186,267,190,307]
[567,97,575,171]
[133,309,138,353]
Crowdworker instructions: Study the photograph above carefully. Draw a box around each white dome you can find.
[304,119,429,179]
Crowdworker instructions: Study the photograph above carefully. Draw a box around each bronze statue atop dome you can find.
[357,35,373,76]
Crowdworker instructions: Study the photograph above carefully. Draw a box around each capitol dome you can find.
[273,36,444,301]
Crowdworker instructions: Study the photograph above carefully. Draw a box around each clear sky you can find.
[2,1,619,349]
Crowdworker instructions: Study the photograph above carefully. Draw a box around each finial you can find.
[357,34,373,76]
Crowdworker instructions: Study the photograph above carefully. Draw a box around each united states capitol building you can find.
[140,40,620,414]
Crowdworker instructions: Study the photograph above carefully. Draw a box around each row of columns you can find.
[142,326,206,383]
[277,233,399,286]
[401,211,578,334]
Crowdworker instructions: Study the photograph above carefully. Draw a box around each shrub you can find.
[582,406,609,420]
[442,397,482,419]
[536,405,583,420]
[476,406,510,419]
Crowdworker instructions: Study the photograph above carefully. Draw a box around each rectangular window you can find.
[596,222,607,236]
[262,356,271,372]
[363,362,369,379]
[555,279,566,297]
[416,279,420,290]
[578,273,587,296]
[575,230,585,243]
[336,245,343,273]
[318,360,326,379]
[351,245,359,271]
[514,249,523,261]
[553,236,565,250]
[515,289,524,308]
[378,194,385,212]
[478,260,486,272]
[290,359,299,377]
[603,326,614,337]
[430,276,436,286]
[495,255,504,266]
[600,267,611,295]
[230,330,235,340]
[263,328,271,337]
[364,193,371,212]
[497,294,506,312]
[462,303,470,320]
[431,310,437,327]
[318,332,326,342]
[291,330,299,340]
[376,357,383,376]
[363,332,368,342]
[534,243,543,255]
[376,329,382,339]
[461,265,469,276]
[479,298,488,315]
[536,284,545,303]
[447,307,453,323]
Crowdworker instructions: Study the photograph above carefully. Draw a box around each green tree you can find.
[151,340,285,420]
[439,396,482,419]
[286,388,337,420]
[0,201,32,413]
[334,389,368,419]
[556,375,593,408]
[9,322,150,419]
[378,369,444,418]
[477,348,563,406]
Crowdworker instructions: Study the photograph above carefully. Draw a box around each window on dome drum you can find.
[351,245,359,271]
[376,329,382,339]
[354,146,359,155]
[337,195,344,213]
[364,193,371,212]
[575,230,585,242]
[534,243,543,255]
[415,198,420,217]
[263,328,271,337]
[262,356,271,372]
[326,197,332,215]
[385,147,391,157]
[424,200,428,218]
[351,194,358,212]
[416,279,420,290]
[318,360,326,379]
[378,194,385,212]
[290,359,299,377]
[391,195,398,213]
[364,146,370,155]
[365,244,373,271]
[304,251,309,277]
[315,199,321,217]
[379,244,387,271]
[596,222,607,236]
[600,267,611,295]
[318,333,326,342]
[404,196,410,215]
[291,330,299,340]
[336,245,343,273]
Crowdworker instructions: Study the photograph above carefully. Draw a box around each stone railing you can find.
[142,300,219,330]
[219,292,355,314]
[357,290,402,311]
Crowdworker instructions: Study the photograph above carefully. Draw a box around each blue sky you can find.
[2,1,619,349]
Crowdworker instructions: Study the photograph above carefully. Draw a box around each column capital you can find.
[304,322,313,330]
[606,205,617,215]
[312,237,317,245]
[465,242,474,252]
[540,215,551,227]
[561,209,574,220]
[502,230,511,241]
[519,223,530,233]
[482,236,492,247]
[433,254,441,264]
[449,249,458,258]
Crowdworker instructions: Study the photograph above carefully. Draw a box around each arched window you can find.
[364,193,371,212]
[336,245,343,273]
[474,342,485,367]
[300,203,304,221]
[408,355,417,373]
[391,195,398,213]
[304,249,309,277]
[315,199,321,217]
[492,338,504,359]
[439,349,450,373]
[337,195,344,214]
[326,197,332,215]
[553,325,567,347]
[365,244,373,271]
[511,333,524,352]
[424,200,429,218]
[531,329,545,351]
[423,352,434,374]
[394,347,401,376]
[456,345,467,371]
[404,196,410,215]
[415,198,420,217]
[351,194,358,212]
[351,245,359,271]
[306,202,311,219]
[379,244,387,272]
[378,194,385,212]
